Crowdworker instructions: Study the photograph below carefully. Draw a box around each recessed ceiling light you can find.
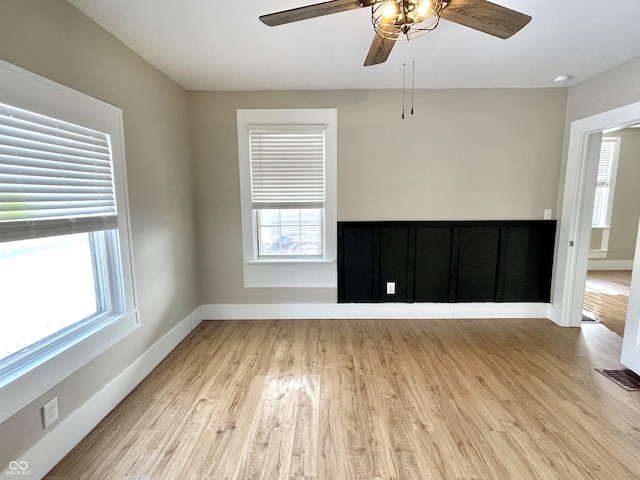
[553,74,573,84]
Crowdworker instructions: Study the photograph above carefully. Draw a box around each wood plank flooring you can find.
[583,270,632,336]
[46,319,640,480]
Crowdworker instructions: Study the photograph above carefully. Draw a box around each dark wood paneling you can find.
[456,226,501,302]
[413,226,453,302]
[496,223,556,302]
[338,225,378,302]
[338,221,556,304]
[380,227,409,302]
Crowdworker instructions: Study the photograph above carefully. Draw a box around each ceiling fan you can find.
[259,0,531,66]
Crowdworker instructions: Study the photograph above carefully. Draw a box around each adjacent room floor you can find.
[583,270,632,336]
[46,318,640,479]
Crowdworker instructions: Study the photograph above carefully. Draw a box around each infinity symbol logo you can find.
[9,461,28,470]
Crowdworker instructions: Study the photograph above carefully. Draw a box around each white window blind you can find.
[0,101,117,242]
[249,125,325,209]
[596,139,615,187]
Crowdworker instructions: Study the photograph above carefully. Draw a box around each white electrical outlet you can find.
[386,282,396,295]
[544,209,552,220]
[42,397,59,429]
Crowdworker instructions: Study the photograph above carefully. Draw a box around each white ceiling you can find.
[67,0,640,91]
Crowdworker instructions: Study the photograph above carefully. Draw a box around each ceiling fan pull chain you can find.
[402,55,406,119]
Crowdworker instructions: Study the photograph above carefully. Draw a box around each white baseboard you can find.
[194,302,551,321]
[588,259,633,270]
[2,310,198,480]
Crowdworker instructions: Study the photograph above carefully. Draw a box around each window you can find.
[592,137,620,227]
[257,209,323,256]
[0,60,137,423]
[237,109,337,288]
[250,126,325,258]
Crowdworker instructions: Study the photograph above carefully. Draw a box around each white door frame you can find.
[621,223,640,371]
[550,100,640,327]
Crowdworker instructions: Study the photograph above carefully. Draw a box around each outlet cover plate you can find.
[42,397,58,429]
[386,282,396,295]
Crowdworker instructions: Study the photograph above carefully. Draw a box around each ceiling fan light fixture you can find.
[372,0,444,41]
[416,3,433,17]
[382,3,399,18]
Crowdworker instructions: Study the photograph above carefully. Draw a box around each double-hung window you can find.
[237,109,337,288]
[251,126,325,257]
[592,137,620,228]
[0,60,137,423]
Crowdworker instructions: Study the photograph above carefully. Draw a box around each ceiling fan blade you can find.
[364,27,398,66]
[441,0,531,39]
[260,0,377,27]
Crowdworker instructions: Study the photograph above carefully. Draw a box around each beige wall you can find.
[566,55,640,123]
[559,55,640,271]
[609,128,640,260]
[589,128,640,261]
[191,89,568,304]
[0,0,197,469]
[591,128,640,260]
[557,55,640,216]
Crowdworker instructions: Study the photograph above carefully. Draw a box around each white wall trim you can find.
[1,310,199,480]
[236,109,338,288]
[0,58,139,427]
[193,303,551,321]
[588,259,634,270]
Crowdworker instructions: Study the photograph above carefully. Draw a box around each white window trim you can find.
[589,137,620,260]
[592,137,620,228]
[237,109,337,288]
[0,59,139,423]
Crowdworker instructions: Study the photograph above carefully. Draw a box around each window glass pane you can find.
[258,226,281,255]
[301,226,322,255]
[280,226,301,255]
[280,210,301,225]
[0,233,99,364]
[256,208,322,257]
[301,209,322,225]
[258,209,280,226]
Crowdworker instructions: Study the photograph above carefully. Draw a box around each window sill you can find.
[247,258,335,265]
[244,258,336,288]
[0,310,139,424]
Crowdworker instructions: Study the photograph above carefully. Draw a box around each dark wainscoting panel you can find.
[380,227,410,302]
[413,226,453,302]
[456,226,501,302]
[337,220,556,304]
[338,225,378,302]
[496,224,556,302]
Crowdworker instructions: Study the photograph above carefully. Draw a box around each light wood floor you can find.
[583,270,632,336]
[47,319,640,480]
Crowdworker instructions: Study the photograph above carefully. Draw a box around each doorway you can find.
[581,127,640,336]
[552,100,640,374]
